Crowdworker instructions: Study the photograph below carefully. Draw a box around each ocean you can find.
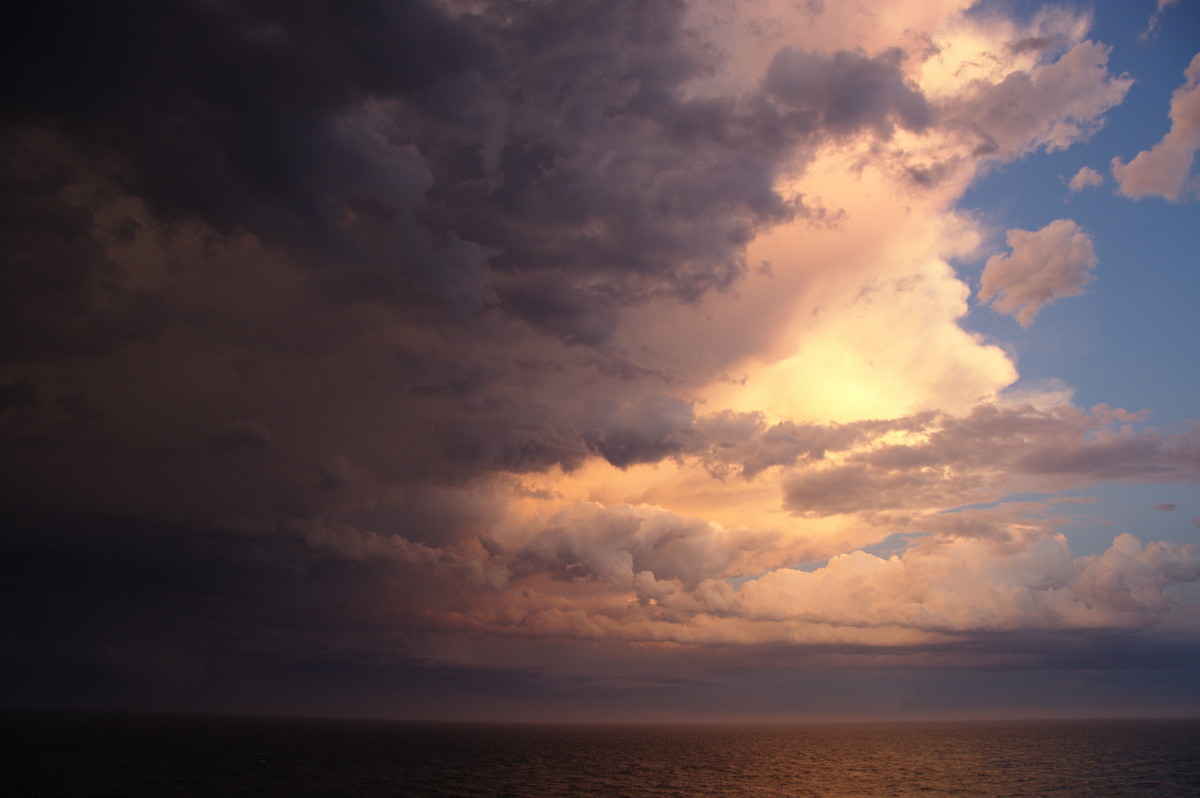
[6,713,1199,797]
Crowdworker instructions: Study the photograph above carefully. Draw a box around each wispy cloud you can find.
[1140,0,1182,41]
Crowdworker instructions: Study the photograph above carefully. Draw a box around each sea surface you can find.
[5,713,1199,797]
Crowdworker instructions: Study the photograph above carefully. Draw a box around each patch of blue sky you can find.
[1052,481,1200,555]
[938,491,1063,513]
[858,531,929,559]
[726,539,922,587]
[726,559,826,589]
[934,483,1199,556]
[956,0,1200,426]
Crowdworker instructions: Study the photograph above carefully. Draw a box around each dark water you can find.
[5,713,1199,797]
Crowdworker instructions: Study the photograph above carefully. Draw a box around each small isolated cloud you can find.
[1067,166,1105,192]
[1140,0,1182,41]
[1152,502,1177,512]
[979,219,1098,326]
[1112,53,1200,202]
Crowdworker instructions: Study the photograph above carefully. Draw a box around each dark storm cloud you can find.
[3,0,941,350]
[209,421,273,453]
[2,0,485,227]
[0,507,482,709]
[763,47,930,136]
[0,130,167,361]
[0,0,951,511]
[582,394,695,468]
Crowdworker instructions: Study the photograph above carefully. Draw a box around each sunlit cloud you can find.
[1113,52,1200,201]
[978,219,1098,327]
[1068,165,1105,192]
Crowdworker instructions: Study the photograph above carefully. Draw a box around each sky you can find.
[2,0,1198,723]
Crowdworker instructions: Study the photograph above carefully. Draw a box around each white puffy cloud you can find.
[1112,53,1200,202]
[979,219,1098,326]
[397,507,1200,647]
[739,530,1200,634]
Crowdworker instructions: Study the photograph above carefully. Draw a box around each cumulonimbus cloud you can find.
[1,0,1194,704]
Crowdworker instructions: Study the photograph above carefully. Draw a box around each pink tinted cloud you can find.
[783,404,1200,518]
[945,40,1131,159]
[1140,0,1183,41]
[1112,53,1200,202]
[1067,166,1104,192]
[978,219,1097,326]
[739,530,1200,634]
[497,502,795,594]
[416,516,1200,646]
